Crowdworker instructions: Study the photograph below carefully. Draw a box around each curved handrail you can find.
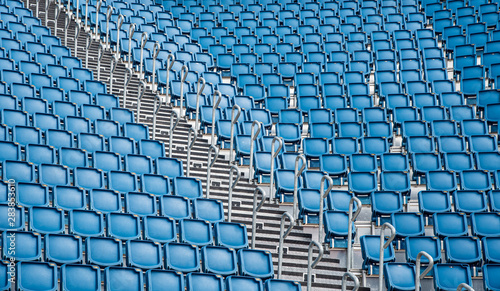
[168,111,178,158]
[318,175,334,244]
[105,5,114,48]
[186,127,197,177]
[53,5,60,36]
[268,136,283,203]
[64,13,70,46]
[341,272,360,291]
[307,240,324,291]
[151,41,160,93]
[277,212,295,279]
[73,21,80,58]
[152,94,162,140]
[379,223,396,291]
[115,14,124,59]
[228,104,241,163]
[248,120,262,183]
[109,55,118,94]
[210,90,222,146]
[415,251,434,291]
[127,23,136,68]
[66,0,71,17]
[123,67,132,107]
[84,0,89,31]
[293,154,306,221]
[164,54,175,98]
[178,65,189,117]
[139,31,148,79]
[94,0,102,39]
[96,42,104,80]
[251,187,266,249]
[135,81,146,123]
[205,144,219,199]
[85,33,91,68]
[227,165,241,222]
[45,0,51,25]
[457,283,474,291]
[346,197,362,271]
[194,77,206,132]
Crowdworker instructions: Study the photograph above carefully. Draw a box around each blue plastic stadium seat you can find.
[2,231,41,261]
[29,206,64,234]
[444,236,482,266]
[193,198,224,223]
[61,264,101,291]
[323,210,355,245]
[264,279,301,291]
[460,170,492,191]
[453,190,488,213]
[105,267,143,290]
[139,139,165,159]
[360,235,396,272]
[226,276,263,291]
[173,177,203,199]
[381,153,410,172]
[156,157,184,178]
[180,219,213,246]
[68,209,104,237]
[384,263,416,291]
[405,236,442,264]
[186,272,224,291]
[39,163,70,187]
[483,264,500,291]
[109,170,138,193]
[426,171,457,192]
[469,135,498,152]
[17,261,57,291]
[126,240,163,269]
[238,249,273,279]
[433,264,472,291]
[124,122,149,141]
[371,191,404,223]
[433,212,469,237]
[125,192,157,216]
[86,237,123,266]
[202,245,238,276]
[44,234,83,264]
[142,174,170,196]
[165,242,200,272]
[107,213,141,240]
[476,152,500,171]
[143,215,176,243]
[214,222,248,249]
[146,269,184,291]
[348,172,378,195]
[380,171,411,195]
[160,195,191,220]
[391,212,425,241]
[471,212,500,237]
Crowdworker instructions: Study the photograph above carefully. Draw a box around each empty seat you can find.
[433,264,472,291]
[444,236,482,266]
[29,206,64,234]
[17,262,57,291]
[146,269,184,291]
[165,242,200,272]
[104,267,143,290]
[75,167,105,189]
[107,213,141,240]
[426,171,457,192]
[226,276,264,291]
[405,236,442,264]
[0,203,24,231]
[90,189,121,214]
[380,171,411,195]
[238,249,274,279]
[143,216,176,244]
[264,279,301,291]
[202,245,238,276]
[160,195,191,220]
[433,212,468,237]
[109,170,138,193]
[360,235,396,271]
[86,237,123,266]
[483,264,500,291]
[460,170,492,191]
[61,264,101,291]
[39,164,70,187]
[173,177,203,199]
[471,212,500,237]
[44,234,83,264]
[214,222,248,249]
[348,172,378,194]
[180,219,213,247]
[142,174,170,196]
[126,240,163,269]
[68,209,104,237]
[125,192,157,216]
[193,198,224,223]
[186,272,224,291]
[384,263,416,291]
[156,157,184,178]
[53,186,86,211]
[2,231,41,261]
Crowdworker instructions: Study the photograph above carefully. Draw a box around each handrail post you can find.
[84,0,89,31]
[379,223,396,291]
[248,120,261,183]
[341,272,360,291]
[53,5,60,36]
[227,165,241,222]
[127,23,136,68]
[415,251,434,291]
[347,197,362,272]
[205,145,219,199]
[123,68,132,107]
[109,55,118,94]
[64,14,70,47]
[136,81,146,123]
[152,94,162,140]
[318,175,334,244]
[66,0,71,17]
[94,0,102,40]
[36,0,40,20]
[277,212,295,279]
[194,77,206,132]
[186,128,198,177]
[85,33,91,68]
[251,187,266,249]
[74,0,78,23]
[96,43,104,80]
[210,90,222,146]
[151,42,160,93]
[45,0,51,26]
[73,21,80,58]
[164,54,175,99]
[115,15,124,59]
[229,104,241,163]
[105,5,114,49]
[293,154,306,221]
[178,65,188,117]
[139,32,148,79]
[269,137,283,204]
[307,240,324,291]
[457,283,474,291]
[168,111,179,158]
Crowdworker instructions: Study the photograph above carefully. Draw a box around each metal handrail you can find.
[248,120,261,183]
[205,144,219,199]
[135,81,146,123]
[152,94,161,140]
[123,67,132,107]
[164,54,175,99]
[346,197,362,272]
[277,212,295,279]
[73,0,78,22]
[84,0,89,31]
[94,0,102,39]
[45,0,52,25]
[227,165,240,222]
[194,77,206,132]
[35,0,40,19]
[66,0,71,16]
[109,55,118,94]
[178,65,189,117]
[73,21,80,58]
[307,240,324,291]
[85,33,91,68]
[64,14,70,46]
[293,154,306,221]
[318,175,334,244]
[457,283,474,291]
[115,14,124,59]
[139,32,148,79]
[151,42,160,93]
[96,42,104,80]
[168,111,179,158]
[229,104,241,164]
[53,5,60,36]
[378,223,396,291]
[341,272,360,291]
[210,90,222,146]
[251,187,266,249]
[415,251,434,291]
[268,137,283,203]
[127,23,136,68]
[186,127,197,177]
[105,5,114,48]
